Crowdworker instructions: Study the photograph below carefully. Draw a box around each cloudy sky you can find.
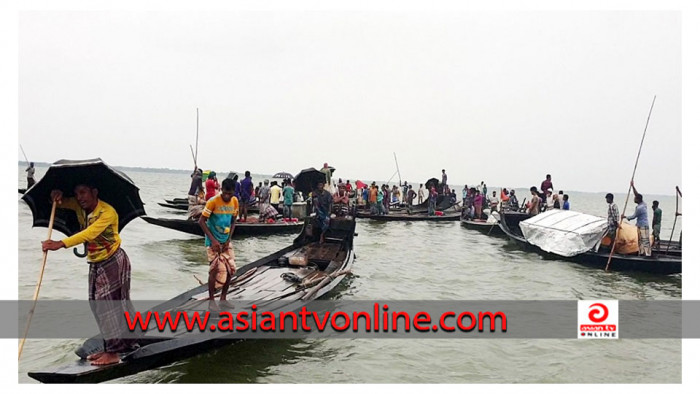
[15,9,681,194]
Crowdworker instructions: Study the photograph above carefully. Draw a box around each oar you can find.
[18,200,57,360]
[605,95,656,272]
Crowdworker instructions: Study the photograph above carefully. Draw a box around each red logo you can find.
[588,303,609,323]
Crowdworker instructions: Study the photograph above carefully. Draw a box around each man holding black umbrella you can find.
[41,182,137,366]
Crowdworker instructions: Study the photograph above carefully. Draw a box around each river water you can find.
[17,166,682,383]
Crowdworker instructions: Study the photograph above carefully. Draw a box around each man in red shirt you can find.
[205,172,220,201]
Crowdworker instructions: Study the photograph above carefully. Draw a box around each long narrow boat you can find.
[498,211,681,274]
[142,216,304,237]
[28,216,357,383]
[459,215,506,237]
[159,201,261,214]
[356,211,461,221]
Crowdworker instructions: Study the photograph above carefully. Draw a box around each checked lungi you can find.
[637,226,652,256]
[207,242,236,288]
[88,247,138,354]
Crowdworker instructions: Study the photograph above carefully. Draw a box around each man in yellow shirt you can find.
[269,181,282,213]
[41,183,137,366]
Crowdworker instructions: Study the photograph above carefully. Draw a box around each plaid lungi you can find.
[88,248,138,354]
[207,242,236,288]
[638,226,651,256]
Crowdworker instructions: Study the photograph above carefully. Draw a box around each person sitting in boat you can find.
[526,186,541,216]
[258,202,280,222]
[562,194,570,210]
[312,180,333,243]
[621,181,651,257]
[42,183,138,366]
[332,187,350,217]
[187,188,207,220]
[508,189,519,212]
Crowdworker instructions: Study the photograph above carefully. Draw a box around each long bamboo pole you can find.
[18,200,57,360]
[605,95,656,272]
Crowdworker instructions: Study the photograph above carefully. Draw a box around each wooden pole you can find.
[195,108,199,165]
[19,144,30,164]
[605,95,656,272]
[393,152,402,186]
[18,200,57,360]
[665,186,681,254]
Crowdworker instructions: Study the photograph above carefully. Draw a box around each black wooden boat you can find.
[157,202,189,210]
[498,211,682,274]
[460,216,506,237]
[141,216,304,237]
[159,200,260,213]
[356,211,461,221]
[28,216,357,383]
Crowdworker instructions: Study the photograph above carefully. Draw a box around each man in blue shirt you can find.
[239,170,254,222]
[622,181,651,256]
[562,194,570,210]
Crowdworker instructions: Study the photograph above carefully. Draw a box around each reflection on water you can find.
[17,167,681,383]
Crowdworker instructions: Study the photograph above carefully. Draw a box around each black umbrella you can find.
[293,168,327,196]
[21,158,146,237]
[272,171,293,179]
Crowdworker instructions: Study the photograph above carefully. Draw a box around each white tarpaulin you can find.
[519,210,608,257]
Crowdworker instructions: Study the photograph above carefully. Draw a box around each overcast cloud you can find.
[18,10,681,194]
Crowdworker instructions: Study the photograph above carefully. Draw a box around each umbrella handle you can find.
[73,243,88,258]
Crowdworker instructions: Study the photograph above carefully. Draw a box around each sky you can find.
[15,9,682,195]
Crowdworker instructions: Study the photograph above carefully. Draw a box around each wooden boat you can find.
[141,216,304,237]
[356,211,461,221]
[28,216,357,383]
[498,211,682,275]
[159,200,261,214]
[157,202,189,210]
[460,215,506,237]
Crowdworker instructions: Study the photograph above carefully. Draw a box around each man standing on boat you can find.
[406,185,417,214]
[239,171,254,222]
[41,184,138,366]
[199,178,239,302]
[258,179,270,213]
[26,162,36,188]
[526,187,541,216]
[418,183,425,204]
[621,181,651,256]
[320,163,333,193]
[605,193,620,243]
[441,169,448,194]
[652,200,662,249]
[205,171,220,201]
[312,180,333,243]
[282,180,295,220]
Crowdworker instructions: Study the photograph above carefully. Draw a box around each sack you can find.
[615,222,640,254]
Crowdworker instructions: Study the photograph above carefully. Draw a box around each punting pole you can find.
[19,200,57,360]
[605,95,656,272]
[190,144,197,167]
[195,108,199,165]
[19,144,30,164]
[393,152,402,186]
[665,186,682,254]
